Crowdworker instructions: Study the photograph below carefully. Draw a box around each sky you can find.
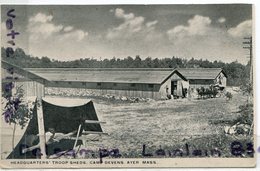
[1,5,252,64]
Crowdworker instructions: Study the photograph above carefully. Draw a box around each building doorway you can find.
[171,81,177,96]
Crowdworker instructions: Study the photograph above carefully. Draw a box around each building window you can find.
[68,82,71,84]
[55,81,58,84]
[148,84,154,88]
[189,79,195,84]
[97,82,101,86]
[113,83,117,86]
[82,82,86,86]
[130,83,136,87]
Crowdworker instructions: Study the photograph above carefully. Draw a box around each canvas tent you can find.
[7,98,104,159]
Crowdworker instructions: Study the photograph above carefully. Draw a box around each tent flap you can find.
[7,99,102,159]
[42,100,103,134]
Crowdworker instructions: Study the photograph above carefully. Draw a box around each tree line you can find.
[1,47,250,86]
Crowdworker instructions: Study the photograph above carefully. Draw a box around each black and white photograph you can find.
[0,3,256,168]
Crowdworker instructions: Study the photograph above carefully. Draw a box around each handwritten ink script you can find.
[16,141,254,160]
[5,9,19,57]
[3,8,21,123]
[0,4,255,168]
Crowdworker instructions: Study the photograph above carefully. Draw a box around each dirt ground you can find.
[76,91,253,158]
[1,91,253,159]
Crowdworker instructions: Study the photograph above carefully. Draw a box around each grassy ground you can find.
[74,91,253,158]
[1,92,253,159]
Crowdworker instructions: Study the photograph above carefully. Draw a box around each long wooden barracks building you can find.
[25,68,188,99]
[2,61,227,99]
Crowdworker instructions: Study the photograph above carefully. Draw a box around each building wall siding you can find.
[215,72,227,87]
[189,71,227,90]
[15,81,45,97]
[189,79,214,89]
[159,73,189,98]
[159,79,170,98]
[45,81,162,99]
[2,67,45,97]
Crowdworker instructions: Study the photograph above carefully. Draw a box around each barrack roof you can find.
[2,61,225,84]
[177,68,226,80]
[1,60,48,84]
[25,68,186,84]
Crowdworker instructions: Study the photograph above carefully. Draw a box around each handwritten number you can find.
[7,30,20,39]
[246,143,254,155]
[7,40,15,46]
[7,9,16,18]
[6,18,13,30]
[6,47,14,57]
[231,141,244,156]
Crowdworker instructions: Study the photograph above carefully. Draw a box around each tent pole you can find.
[37,97,47,159]
[73,124,82,151]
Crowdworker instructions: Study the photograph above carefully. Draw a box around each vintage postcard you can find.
[0,4,256,168]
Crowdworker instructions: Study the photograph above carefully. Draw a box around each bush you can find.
[197,86,219,99]
[240,83,253,96]
[225,92,233,100]
[212,88,218,97]
[197,87,205,98]
[236,103,253,125]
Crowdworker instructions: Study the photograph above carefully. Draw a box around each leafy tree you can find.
[41,56,51,67]
[133,55,142,68]
[1,47,250,87]
[2,84,33,158]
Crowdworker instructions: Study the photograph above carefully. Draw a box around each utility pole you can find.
[243,37,253,85]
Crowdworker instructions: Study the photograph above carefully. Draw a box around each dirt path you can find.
[82,93,247,157]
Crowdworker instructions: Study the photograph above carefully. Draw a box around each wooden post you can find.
[249,37,253,86]
[71,124,82,158]
[37,97,47,159]
[73,124,82,150]
[243,37,253,85]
